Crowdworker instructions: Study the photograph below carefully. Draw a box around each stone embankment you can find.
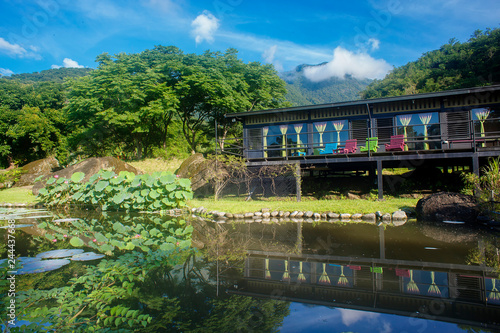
[191,207,408,225]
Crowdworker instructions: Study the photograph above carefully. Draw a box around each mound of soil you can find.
[416,191,479,223]
[14,157,60,187]
[176,153,213,193]
[32,157,142,195]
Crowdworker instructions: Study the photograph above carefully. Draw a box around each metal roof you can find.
[225,84,500,119]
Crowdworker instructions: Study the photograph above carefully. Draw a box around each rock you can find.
[381,213,392,222]
[296,211,304,218]
[327,212,340,219]
[244,212,254,218]
[278,211,284,217]
[304,211,314,218]
[283,211,291,217]
[375,211,383,218]
[351,213,363,220]
[234,213,244,219]
[392,210,407,220]
[290,211,299,218]
[15,157,60,187]
[346,192,361,200]
[416,192,479,223]
[321,213,327,219]
[32,156,141,195]
[216,211,226,218]
[262,208,270,213]
[225,213,234,219]
[340,213,351,220]
[271,211,279,217]
[362,213,376,221]
[313,213,321,220]
[262,212,271,218]
[254,211,263,217]
[175,153,211,192]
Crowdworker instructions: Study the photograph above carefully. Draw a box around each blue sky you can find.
[0,0,499,81]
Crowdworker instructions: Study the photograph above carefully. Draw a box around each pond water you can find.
[1,208,500,332]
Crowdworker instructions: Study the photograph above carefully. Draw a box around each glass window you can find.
[263,124,307,157]
[313,120,348,147]
[396,112,440,150]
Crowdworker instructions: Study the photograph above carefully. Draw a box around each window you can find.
[396,112,440,150]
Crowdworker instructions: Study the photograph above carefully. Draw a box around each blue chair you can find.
[319,143,338,155]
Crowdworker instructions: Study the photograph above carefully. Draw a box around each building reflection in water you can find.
[193,219,500,330]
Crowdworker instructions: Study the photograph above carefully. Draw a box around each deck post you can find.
[295,163,302,202]
[472,154,480,176]
[377,160,384,200]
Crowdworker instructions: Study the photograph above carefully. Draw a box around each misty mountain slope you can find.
[282,64,372,106]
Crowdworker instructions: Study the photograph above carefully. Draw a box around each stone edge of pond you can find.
[190,207,410,225]
[0,202,45,208]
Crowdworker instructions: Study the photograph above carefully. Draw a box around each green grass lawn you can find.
[0,187,38,204]
[188,196,418,215]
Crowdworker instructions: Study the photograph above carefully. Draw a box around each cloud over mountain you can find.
[303,46,391,82]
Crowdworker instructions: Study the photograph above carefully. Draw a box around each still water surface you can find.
[1,208,499,332]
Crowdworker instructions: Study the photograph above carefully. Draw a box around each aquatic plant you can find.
[427,271,441,296]
[37,169,193,212]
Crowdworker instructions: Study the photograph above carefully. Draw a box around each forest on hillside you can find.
[0,46,288,168]
[361,27,500,99]
[1,27,499,169]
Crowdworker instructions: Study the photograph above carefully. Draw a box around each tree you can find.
[66,52,179,159]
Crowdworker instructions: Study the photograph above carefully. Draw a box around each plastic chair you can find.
[360,137,379,152]
[319,143,338,154]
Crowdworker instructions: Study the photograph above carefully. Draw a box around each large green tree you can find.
[0,79,68,167]
[66,46,289,156]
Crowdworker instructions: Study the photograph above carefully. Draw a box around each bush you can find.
[37,169,193,211]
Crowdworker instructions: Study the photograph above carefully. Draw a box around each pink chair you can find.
[334,139,357,154]
[385,135,406,151]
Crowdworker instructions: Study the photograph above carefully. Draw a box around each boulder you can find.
[416,192,479,223]
[32,157,141,195]
[175,153,214,193]
[14,157,60,187]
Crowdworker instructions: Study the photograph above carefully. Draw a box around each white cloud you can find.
[338,309,380,326]
[0,68,14,77]
[191,11,220,44]
[263,45,278,63]
[303,46,392,81]
[51,58,84,69]
[368,38,380,51]
[0,37,40,59]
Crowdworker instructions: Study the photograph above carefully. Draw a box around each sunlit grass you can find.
[0,187,38,203]
[127,158,184,175]
[187,196,418,214]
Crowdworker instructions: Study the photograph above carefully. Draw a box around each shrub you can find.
[37,169,193,211]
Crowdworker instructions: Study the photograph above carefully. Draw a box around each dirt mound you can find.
[14,157,60,187]
[32,157,142,195]
[176,154,213,192]
[416,191,479,223]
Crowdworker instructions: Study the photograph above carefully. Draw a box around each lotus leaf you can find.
[16,259,71,275]
[70,237,85,247]
[53,218,81,223]
[36,249,85,259]
[70,172,85,183]
[71,252,105,261]
[95,180,109,192]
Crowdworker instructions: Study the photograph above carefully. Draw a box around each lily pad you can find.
[16,259,71,275]
[17,257,42,264]
[71,252,105,261]
[36,249,85,259]
[53,218,82,223]
[0,224,34,229]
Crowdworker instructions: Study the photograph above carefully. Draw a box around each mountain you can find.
[4,67,93,83]
[361,27,500,99]
[281,64,372,106]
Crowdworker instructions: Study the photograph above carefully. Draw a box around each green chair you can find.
[360,137,379,152]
